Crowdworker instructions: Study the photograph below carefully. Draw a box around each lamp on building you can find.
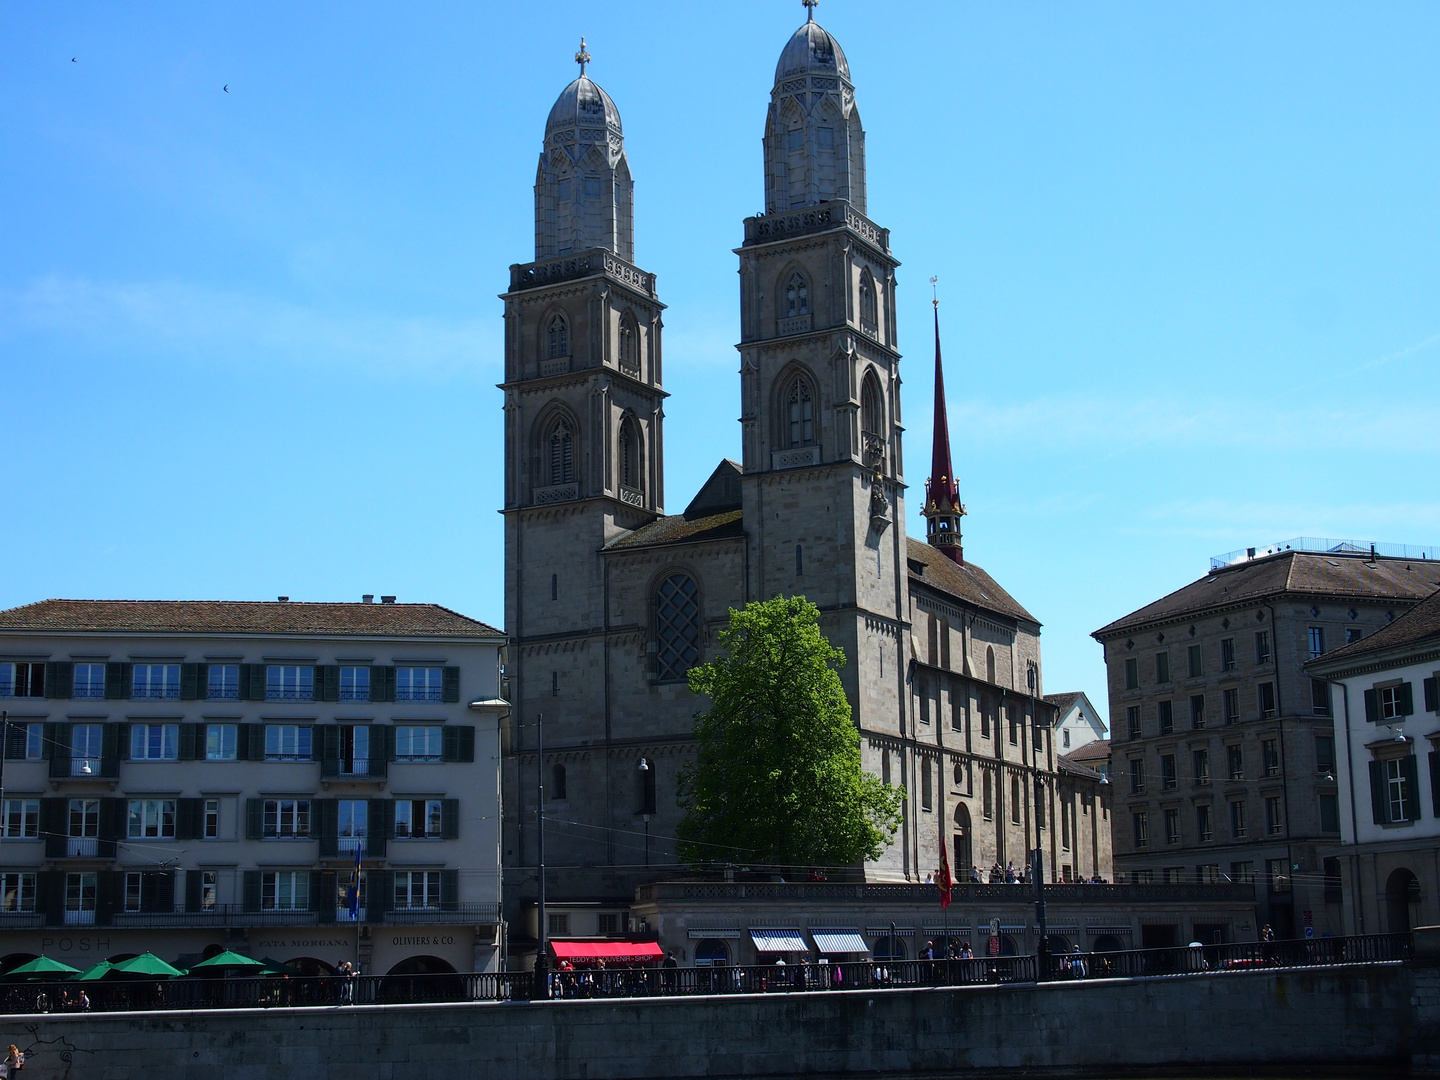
[1395,730,1407,743]
[638,759,651,868]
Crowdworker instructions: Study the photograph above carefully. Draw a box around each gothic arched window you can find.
[861,371,884,468]
[783,376,815,448]
[655,573,700,682]
[546,313,569,360]
[785,273,809,317]
[619,418,642,492]
[953,803,972,874]
[618,314,638,375]
[859,269,877,328]
[548,418,575,485]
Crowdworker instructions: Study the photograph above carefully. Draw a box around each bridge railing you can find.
[0,933,1412,1014]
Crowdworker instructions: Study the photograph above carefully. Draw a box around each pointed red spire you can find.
[922,297,966,563]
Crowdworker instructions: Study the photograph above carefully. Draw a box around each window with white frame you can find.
[65,872,97,921]
[394,870,441,909]
[1,799,39,839]
[339,666,370,702]
[4,721,44,762]
[206,724,237,761]
[132,664,180,700]
[0,662,44,698]
[263,799,311,839]
[69,798,99,840]
[266,665,313,701]
[338,800,367,851]
[339,725,370,774]
[0,872,36,912]
[261,871,309,911]
[127,799,176,839]
[124,872,144,912]
[394,799,442,839]
[396,667,443,702]
[1387,759,1412,823]
[72,663,106,699]
[207,664,240,700]
[201,870,217,910]
[264,725,312,761]
[1379,684,1407,721]
[71,723,103,775]
[130,723,179,761]
[1264,795,1283,836]
[204,799,220,839]
[395,726,443,761]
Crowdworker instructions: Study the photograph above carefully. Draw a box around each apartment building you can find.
[1306,585,1440,935]
[1092,540,1440,937]
[0,598,507,978]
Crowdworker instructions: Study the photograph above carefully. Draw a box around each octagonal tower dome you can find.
[535,39,634,262]
[763,5,865,214]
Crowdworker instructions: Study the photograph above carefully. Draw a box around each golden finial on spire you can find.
[803,0,818,23]
[575,37,591,76]
[930,275,939,309]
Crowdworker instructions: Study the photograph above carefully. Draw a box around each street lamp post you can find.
[1028,664,1050,981]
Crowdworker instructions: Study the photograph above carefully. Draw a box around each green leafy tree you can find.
[677,595,904,868]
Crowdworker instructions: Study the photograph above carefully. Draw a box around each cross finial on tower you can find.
[803,0,818,23]
[575,37,591,76]
[930,275,939,310]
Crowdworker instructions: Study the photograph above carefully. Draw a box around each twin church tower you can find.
[499,7,1041,925]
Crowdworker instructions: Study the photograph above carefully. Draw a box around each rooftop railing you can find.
[1211,537,1440,570]
[635,879,1256,905]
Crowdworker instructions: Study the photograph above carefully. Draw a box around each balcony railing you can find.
[396,688,444,702]
[634,879,1257,905]
[207,687,240,700]
[0,911,44,928]
[72,686,106,699]
[70,757,103,777]
[67,836,99,857]
[266,688,314,701]
[63,909,96,925]
[131,686,180,700]
[101,902,500,928]
[337,836,365,853]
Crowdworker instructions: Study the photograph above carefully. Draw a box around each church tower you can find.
[922,303,967,563]
[738,4,914,876]
[500,44,667,897]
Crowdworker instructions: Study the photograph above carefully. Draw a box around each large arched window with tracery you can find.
[546,313,569,360]
[654,573,700,682]
[548,418,575,485]
[859,269,877,329]
[783,376,816,448]
[785,273,809,317]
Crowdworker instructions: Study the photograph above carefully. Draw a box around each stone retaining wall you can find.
[2,963,1426,1079]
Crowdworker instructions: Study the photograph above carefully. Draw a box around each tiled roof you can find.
[0,600,502,638]
[1044,692,1084,716]
[1063,739,1111,764]
[1094,553,1440,638]
[1306,585,1440,667]
[904,539,1037,624]
[603,509,744,551]
[1057,754,1103,781]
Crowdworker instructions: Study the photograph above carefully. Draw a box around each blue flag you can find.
[347,845,361,920]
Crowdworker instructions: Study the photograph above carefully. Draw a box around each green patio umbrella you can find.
[186,950,265,974]
[258,957,301,976]
[72,960,115,981]
[104,953,183,979]
[1,956,80,981]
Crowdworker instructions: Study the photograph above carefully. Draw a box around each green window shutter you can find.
[37,871,64,926]
[46,723,69,779]
[2,721,25,760]
[1364,689,1379,723]
[249,665,269,701]
[185,868,203,913]
[320,726,341,779]
[442,726,460,762]
[369,727,392,777]
[442,666,461,703]
[176,798,203,841]
[95,871,121,925]
[366,870,392,920]
[180,663,201,700]
[148,870,176,914]
[1426,677,1439,714]
[1431,752,1440,819]
[441,798,460,840]
[1400,682,1415,717]
[457,726,475,763]
[40,799,67,858]
[366,800,390,858]
[1370,760,1388,824]
[98,798,124,858]
[236,664,252,701]
[320,665,341,702]
[195,663,209,699]
[245,724,267,761]
[317,799,338,858]
[178,723,201,761]
[236,723,250,761]
[1402,755,1421,821]
[384,724,398,763]
[105,662,131,700]
[440,868,459,911]
[368,666,395,703]
[45,661,73,699]
[102,723,124,777]
[318,871,337,923]
[245,798,264,840]
[242,870,262,912]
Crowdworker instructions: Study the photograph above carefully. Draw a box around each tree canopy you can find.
[677,595,904,869]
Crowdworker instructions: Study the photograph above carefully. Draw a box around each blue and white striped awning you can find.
[810,929,869,954]
[749,928,807,953]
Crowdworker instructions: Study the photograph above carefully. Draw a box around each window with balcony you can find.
[394,870,441,909]
[1160,754,1177,790]
[69,723,103,777]
[264,725,312,762]
[0,662,45,698]
[1220,638,1236,671]
[68,798,100,854]
[124,872,144,913]
[395,799,442,839]
[1262,739,1280,777]
[1230,861,1254,884]
[1,799,39,839]
[65,872,97,924]
[338,725,370,775]
[130,723,179,761]
[263,799,311,839]
[340,666,371,702]
[132,664,180,700]
[1257,682,1277,720]
[206,724,237,761]
[1197,804,1213,842]
[395,725,443,762]
[127,799,176,839]
[200,870,217,910]
[785,272,809,317]
[1196,864,1222,883]
[207,664,240,700]
[337,800,367,852]
[261,871,309,911]
[0,872,36,912]
[1255,631,1271,665]
[1193,748,1210,785]
[266,665,314,702]
[396,667,443,702]
[72,663,106,699]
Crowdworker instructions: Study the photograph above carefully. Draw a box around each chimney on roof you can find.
[362,594,374,604]
[277,596,289,602]
[381,595,396,604]
[921,297,966,565]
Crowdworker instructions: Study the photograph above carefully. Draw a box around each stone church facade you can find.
[499,12,1110,948]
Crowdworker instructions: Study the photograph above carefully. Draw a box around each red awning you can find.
[550,940,664,964]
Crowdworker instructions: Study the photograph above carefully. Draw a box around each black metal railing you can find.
[0,933,1412,1016]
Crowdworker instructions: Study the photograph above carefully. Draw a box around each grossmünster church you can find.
[499,6,1103,940]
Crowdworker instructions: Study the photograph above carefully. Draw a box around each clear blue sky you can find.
[4,2,1438,722]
